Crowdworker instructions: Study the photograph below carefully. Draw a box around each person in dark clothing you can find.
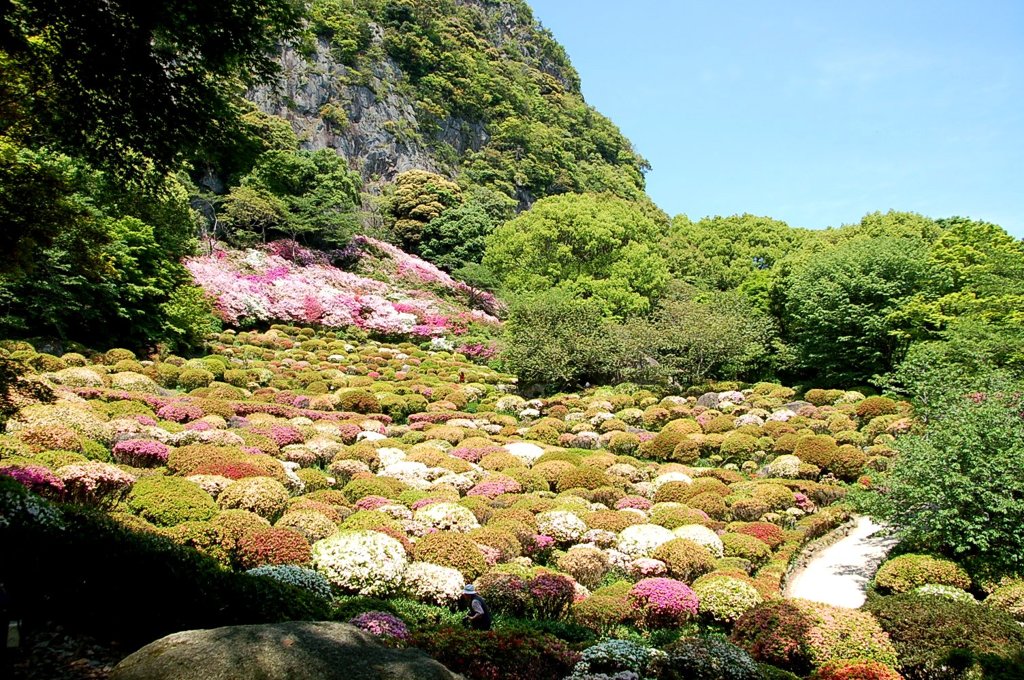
[459,584,491,631]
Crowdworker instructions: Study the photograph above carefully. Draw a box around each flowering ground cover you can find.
[0,327,955,678]
[185,239,501,348]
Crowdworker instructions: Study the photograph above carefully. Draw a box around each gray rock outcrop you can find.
[109,621,461,680]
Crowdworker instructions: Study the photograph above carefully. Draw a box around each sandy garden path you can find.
[784,515,898,608]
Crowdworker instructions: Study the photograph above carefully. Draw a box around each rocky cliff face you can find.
[249,35,469,184]
[245,0,643,208]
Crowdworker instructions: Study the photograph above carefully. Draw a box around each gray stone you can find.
[110,621,461,680]
[696,392,720,409]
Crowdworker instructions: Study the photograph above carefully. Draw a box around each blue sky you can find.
[528,0,1024,237]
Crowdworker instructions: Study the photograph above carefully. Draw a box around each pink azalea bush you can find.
[0,464,66,497]
[349,611,410,643]
[629,577,699,628]
[112,439,171,467]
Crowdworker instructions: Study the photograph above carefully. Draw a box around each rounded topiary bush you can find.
[125,476,218,527]
[732,599,897,675]
[721,533,772,567]
[311,530,407,596]
[555,466,609,492]
[873,554,971,594]
[340,477,396,503]
[177,368,214,391]
[212,509,270,553]
[412,531,487,580]
[854,397,899,419]
[793,435,838,469]
[556,546,609,589]
[216,476,290,521]
[693,575,764,625]
[865,592,1024,678]
[275,510,338,543]
[236,526,312,569]
[662,636,762,680]
[652,538,716,583]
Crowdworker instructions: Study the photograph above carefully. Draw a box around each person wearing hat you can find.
[459,584,491,631]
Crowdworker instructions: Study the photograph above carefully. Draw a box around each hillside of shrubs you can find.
[2,318,1022,679]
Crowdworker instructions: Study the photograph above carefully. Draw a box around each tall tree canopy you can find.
[0,0,303,173]
[484,193,670,317]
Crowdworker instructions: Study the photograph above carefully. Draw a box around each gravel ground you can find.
[785,515,898,608]
[3,623,125,680]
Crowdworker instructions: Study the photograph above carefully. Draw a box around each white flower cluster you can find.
[504,441,544,465]
[414,502,480,532]
[616,524,674,558]
[672,524,724,558]
[537,510,588,543]
[765,454,802,478]
[246,564,333,601]
[401,561,465,606]
[693,575,763,623]
[311,530,407,596]
[652,472,692,490]
[568,639,659,680]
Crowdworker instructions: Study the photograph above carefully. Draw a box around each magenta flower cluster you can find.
[348,611,410,642]
[250,424,305,447]
[112,439,171,467]
[467,477,523,499]
[629,578,699,628]
[157,403,204,423]
[0,464,66,497]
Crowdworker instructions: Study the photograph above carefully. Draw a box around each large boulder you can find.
[110,621,461,680]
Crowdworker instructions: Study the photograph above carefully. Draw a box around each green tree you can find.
[782,236,928,383]
[860,372,1024,580]
[616,288,782,388]
[388,169,463,251]
[662,213,806,298]
[1,0,303,174]
[484,193,670,317]
[501,291,620,392]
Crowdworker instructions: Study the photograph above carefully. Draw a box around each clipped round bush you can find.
[618,523,676,558]
[275,510,338,543]
[732,599,897,674]
[212,509,270,553]
[177,368,214,391]
[793,434,838,469]
[236,526,312,569]
[536,510,588,544]
[557,546,609,589]
[311,530,407,596]
[722,533,772,567]
[854,397,899,419]
[125,476,217,527]
[401,561,465,606]
[693,575,764,624]
[873,554,971,594]
[217,476,290,521]
[111,439,171,467]
[652,538,716,583]
[413,531,487,580]
[570,639,657,677]
[475,572,530,618]
[673,524,725,557]
[556,466,609,492]
[986,581,1024,621]
[662,636,762,680]
[865,592,1024,678]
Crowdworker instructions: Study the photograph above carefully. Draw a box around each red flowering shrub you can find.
[811,660,903,680]
[526,572,576,620]
[475,572,530,617]
[236,526,311,569]
[736,522,786,549]
[411,627,579,680]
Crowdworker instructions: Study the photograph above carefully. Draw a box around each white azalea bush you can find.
[672,524,725,558]
[537,510,588,544]
[246,564,333,602]
[414,502,480,532]
[401,561,465,606]
[617,524,675,558]
[311,530,407,596]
